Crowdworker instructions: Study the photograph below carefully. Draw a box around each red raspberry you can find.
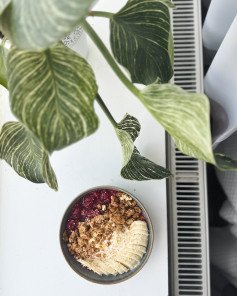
[83,194,95,208]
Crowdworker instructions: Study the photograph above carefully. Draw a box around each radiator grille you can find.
[167,1,210,296]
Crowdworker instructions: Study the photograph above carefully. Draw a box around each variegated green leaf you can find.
[117,113,141,141]
[215,153,237,171]
[116,129,134,167]
[0,36,8,88]
[0,0,10,15]
[139,83,216,164]
[0,0,97,49]
[168,29,174,67]
[116,114,171,180]
[159,0,176,8]
[121,147,172,180]
[0,121,58,190]
[42,151,58,190]
[174,139,208,161]
[8,42,99,153]
[110,0,173,85]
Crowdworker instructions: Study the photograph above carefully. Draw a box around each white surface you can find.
[0,0,168,295]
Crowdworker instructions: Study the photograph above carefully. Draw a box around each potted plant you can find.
[0,0,236,191]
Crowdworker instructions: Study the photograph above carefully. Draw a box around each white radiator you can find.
[167,0,211,295]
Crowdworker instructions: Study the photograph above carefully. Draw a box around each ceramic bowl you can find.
[59,186,153,284]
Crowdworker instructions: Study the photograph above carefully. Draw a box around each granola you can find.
[63,191,146,262]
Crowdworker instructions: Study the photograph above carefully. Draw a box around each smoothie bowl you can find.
[59,186,153,284]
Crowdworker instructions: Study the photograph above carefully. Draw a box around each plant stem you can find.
[90,11,114,18]
[96,93,117,128]
[80,20,140,98]
[0,36,7,47]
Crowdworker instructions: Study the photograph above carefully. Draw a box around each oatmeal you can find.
[63,189,148,275]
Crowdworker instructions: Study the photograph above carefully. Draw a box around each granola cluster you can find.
[63,192,145,260]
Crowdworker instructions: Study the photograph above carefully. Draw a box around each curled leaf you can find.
[116,114,171,180]
[117,113,140,141]
[121,146,172,180]
[116,129,134,167]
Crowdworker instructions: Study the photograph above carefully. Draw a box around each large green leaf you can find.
[110,0,173,85]
[0,36,8,88]
[0,0,97,49]
[159,0,176,8]
[7,42,99,153]
[0,0,10,15]
[0,121,58,190]
[139,83,216,164]
[116,114,171,180]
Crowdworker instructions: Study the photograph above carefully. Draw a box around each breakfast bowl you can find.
[59,186,154,284]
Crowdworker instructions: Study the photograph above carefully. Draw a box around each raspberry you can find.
[67,189,116,224]
[70,203,81,219]
[99,190,111,204]
[93,190,101,199]
[81,208,87,216]
[84,209,100,222]
[66,219,77,234]
[83,194,95,208]
[109,190,117,197]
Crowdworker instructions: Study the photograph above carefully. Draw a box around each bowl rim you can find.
[59,185,154,285]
